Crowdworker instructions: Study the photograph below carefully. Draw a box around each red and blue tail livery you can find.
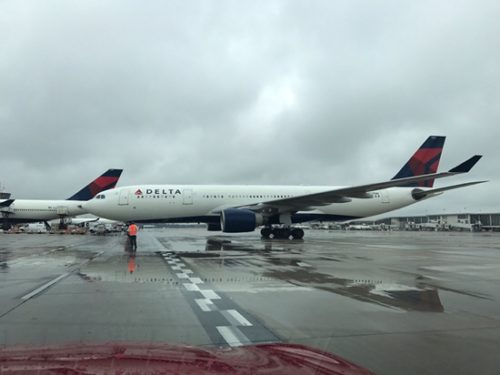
[392,136,445,187]
[66,169,123,201]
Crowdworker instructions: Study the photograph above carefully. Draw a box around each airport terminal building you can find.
[374,212,500,232]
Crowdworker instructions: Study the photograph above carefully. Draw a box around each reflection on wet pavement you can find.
[159,236,443,311]
[1,229,500,375]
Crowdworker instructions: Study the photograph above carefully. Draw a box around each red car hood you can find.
[0,342,374,374]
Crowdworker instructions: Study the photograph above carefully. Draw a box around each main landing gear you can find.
[2,221,11,231]
[58,216,68,230]
[260,226,304,240]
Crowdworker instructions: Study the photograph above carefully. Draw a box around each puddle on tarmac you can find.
[263,268,445,312]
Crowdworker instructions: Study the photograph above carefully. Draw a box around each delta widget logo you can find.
[134,188,182,197]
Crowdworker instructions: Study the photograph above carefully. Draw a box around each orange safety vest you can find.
[128,258,136,274]
[128,224,138,236]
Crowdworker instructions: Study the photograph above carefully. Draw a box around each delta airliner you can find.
[0,169,122,230]
[83,137,485,239]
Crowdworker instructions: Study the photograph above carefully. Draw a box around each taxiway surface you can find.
[1,228,499,375]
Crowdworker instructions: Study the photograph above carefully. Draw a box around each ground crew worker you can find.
[127,222,138,251]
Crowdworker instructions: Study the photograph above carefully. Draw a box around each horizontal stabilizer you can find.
[412,180,487,200]
[448,155,482,173]
[0,199,14,208]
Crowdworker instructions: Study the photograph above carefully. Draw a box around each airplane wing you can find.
[226,155,482,215]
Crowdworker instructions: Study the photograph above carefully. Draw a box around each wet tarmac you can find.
[1,228,499,375]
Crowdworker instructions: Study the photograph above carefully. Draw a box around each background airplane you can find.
[83,137,485,239]
[0,169,123,230]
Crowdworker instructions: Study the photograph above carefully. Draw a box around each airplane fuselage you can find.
[83,185,420,224]
[1,200,87,223]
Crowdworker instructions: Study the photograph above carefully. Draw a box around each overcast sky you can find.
[1,0,498,216]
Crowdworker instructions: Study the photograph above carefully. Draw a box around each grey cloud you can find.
[0,0,498,215]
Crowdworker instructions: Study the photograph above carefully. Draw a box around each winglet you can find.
[448,155,482,173]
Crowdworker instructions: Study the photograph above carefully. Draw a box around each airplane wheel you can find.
[291,228,304,240]
[272,228,291,239]
[261,227,271,239]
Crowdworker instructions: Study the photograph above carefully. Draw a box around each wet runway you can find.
[1,228,499,375]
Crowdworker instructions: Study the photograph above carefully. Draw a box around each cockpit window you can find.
[96,194,106,199]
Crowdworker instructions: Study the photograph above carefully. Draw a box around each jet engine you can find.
[207,222,222,231]
[220,208,263,233]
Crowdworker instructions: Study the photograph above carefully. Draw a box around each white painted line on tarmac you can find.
[297,262,312,267]
[183,268,194,274]
[195,298,215,312]
[216,326,243,347]
[200,289,220,300]
[21,273,70,301]
[176,273,189,279]
[189,277,204,284]
[184,283,200,291]
[223,309,253,326]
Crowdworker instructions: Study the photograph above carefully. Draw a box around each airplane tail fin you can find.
[66,169,123,201]
[392,136,445,187]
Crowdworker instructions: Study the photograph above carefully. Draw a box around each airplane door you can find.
[182,189,193,205]
[380,191,390,203]
[119,189,129,205]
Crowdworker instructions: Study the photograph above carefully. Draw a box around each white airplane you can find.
[83,136,486,239]
[0,169,123,230]
[47,216,122,228]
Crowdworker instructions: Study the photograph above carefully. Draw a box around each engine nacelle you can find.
[411,188,426,201]
[220,208,263,233]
